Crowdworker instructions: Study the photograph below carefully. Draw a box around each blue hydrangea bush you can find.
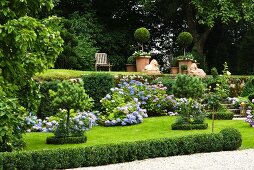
[100,79,177,126]
[25,111,98,133]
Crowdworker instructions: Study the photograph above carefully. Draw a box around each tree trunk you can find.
[184,0,211,57]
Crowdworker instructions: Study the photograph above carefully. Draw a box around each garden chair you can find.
[95,53,112,71]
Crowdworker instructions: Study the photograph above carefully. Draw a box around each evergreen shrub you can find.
[37,80,60,119]
[172,74,205,99]
[241,77,254,97]
[171,123,208,130]
[2,130,242,169]
[220,128,242,150]
[152,77,175,94]
[82,73,115,110]
[207,105,234,120]
[46,136,87,144]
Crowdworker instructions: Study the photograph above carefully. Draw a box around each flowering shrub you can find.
[174,98,206,125]
[100,79,177,126]
[132,50,151,58]
[245,99,254,127]
[102,101,148,126]
[24,111,98,133]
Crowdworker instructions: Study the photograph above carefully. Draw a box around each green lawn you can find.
[23,116,254,151]
[34,69,144,81]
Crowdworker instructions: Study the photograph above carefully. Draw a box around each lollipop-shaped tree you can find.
[176,32,193,57]
[134,27,150,52]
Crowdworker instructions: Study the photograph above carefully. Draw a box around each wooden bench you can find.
[95,53,112,71]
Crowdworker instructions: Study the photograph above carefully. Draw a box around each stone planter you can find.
[136,56,150,72]
[178,59,193,73]
[126,64,136,72]
[182,70,188,74]
[170,67,179,74]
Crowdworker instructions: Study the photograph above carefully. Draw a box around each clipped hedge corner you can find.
[220,128,242,150]
[46,136,87,144]
[171,123,208,130]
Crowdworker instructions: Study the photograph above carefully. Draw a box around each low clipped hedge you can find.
[46,136,87,144]
[171,123,208,130]
[207,112,234,120]
[1,128,241,170]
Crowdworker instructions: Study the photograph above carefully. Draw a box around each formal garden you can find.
[1,0,254,169]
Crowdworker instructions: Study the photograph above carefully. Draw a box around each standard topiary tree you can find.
[49,80,94,139]
[176,32,193,57]
[134,27,150,51]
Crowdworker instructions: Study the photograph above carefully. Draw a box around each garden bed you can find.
[23,117,254,151]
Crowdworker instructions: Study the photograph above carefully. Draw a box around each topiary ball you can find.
[220,128,242,150]
[176,32,193,48]
[134,27,150,43]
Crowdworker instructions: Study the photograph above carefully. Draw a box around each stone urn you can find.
[136,56,150,72]
[126,64,136,72]
[178,59,193,73]
[170,67,179,74]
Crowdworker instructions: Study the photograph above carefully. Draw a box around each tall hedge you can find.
[1,128,242,170]
[82,73,115,110]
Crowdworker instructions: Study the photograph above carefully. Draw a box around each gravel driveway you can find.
[70,149,254,170]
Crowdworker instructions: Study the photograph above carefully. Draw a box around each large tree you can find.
[140,0,254,57]
[0,0,63,151]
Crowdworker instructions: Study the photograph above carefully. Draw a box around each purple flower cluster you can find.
[104,102,147,126]
[245,107,254,127]
[24,111,98,132]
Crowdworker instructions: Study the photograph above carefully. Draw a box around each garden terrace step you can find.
[220,103,235,109]
[233,114,245,118]
[228,109,240,114]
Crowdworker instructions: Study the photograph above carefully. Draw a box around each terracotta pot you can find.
[126,64,136,72]
[170,67,179,74]
[178,59,193,73]
[136,56,150,72]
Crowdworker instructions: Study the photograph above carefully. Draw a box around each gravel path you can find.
[71,149,254,170]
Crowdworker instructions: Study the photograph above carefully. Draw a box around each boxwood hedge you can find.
[0,128,241,170]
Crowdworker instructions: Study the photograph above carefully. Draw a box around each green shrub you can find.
[203,76,229,98]
[134,27,150,43]
[37,80,60,119]
[241,77,254,97]
[1,132,227,169]
[49,80,93,139]
[82,73,115,110]
[172,74,205,99]
[127,56,136,64]
[211,67,219,78]
[152,77,175,94]
[46,136,87,144]
[207,105,234,120]
[180,65,188,70]
[220,128,242,150]
[176,32,193,49]
[171,123,208,130]
[207,112,234,120]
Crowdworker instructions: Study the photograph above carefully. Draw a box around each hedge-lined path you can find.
[70,149,254,170]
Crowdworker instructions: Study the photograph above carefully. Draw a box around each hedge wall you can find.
[0,128,241,170]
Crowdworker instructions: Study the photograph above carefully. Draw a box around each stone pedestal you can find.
[178,59,193,73]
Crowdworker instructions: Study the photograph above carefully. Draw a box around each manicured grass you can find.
[23,116,254,151]
[34,69,144,81]
[34,69,254,81]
